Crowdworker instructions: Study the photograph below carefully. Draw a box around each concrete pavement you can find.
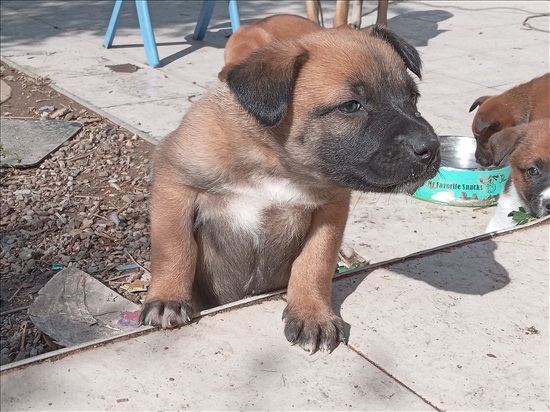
[1,221,548,410]
[1,1,549,410]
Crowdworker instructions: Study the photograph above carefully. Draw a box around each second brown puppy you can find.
[469,72,550,166]
[141,26,440,353]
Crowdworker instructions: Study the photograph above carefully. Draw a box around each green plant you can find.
[508,207,536,225]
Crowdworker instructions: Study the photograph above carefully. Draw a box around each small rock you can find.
[87,264,99,273]
[10,263,23,273]
[8,335,20,347]
[1,355,14,366]
[13,189,32,196]
[60,255,71,265]
[19,247,34,260]
[81,218,93,229]
[50,107,69,119]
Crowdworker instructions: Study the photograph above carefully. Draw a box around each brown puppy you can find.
[219,14,322,81]
[140,25,440,353]
[469,72,550,166]
[486,119,550,232]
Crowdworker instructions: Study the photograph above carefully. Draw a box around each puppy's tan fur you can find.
[142,26,440,353]
[219,14,322,81]
[469,72,550,166]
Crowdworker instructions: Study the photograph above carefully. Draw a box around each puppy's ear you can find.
[218,63,232,82]
[473,115,500,138]
[489,126,525,166]
[226,43,308,127]
[469,96,492,112]
[368,25,422,79]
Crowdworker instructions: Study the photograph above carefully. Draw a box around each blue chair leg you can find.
[193,0,216,40]
[193,0,240,40]
[135,0,160,67]
[228,0,240,32]
[104,0,124,48]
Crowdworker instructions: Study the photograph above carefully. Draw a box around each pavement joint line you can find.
[99,95,198,109]
[44,89,158,144]
[333,215,550,284]
[347,343,443,412]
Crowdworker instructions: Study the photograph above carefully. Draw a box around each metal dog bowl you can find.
[412,135,511,207]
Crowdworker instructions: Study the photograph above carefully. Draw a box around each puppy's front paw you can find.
[139,300,194,329]
[282,305,346,354]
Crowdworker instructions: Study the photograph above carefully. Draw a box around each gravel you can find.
[1,61,154,365]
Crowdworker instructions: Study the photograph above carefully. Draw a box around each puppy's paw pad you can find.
[283,306,346,354]
[139,300,194,329]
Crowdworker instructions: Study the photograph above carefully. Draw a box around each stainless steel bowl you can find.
[412,136,511,206]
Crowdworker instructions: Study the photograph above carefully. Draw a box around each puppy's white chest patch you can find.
[486,184,524,232]
[226,178,317,235]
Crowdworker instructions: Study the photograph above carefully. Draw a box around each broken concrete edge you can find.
[0,325,152,374]
[0,292,286,374]
[335,214,550,282]
[1,216,547,373]
[1,57,162,146]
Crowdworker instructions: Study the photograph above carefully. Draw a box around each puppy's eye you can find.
[338,100,363,114]
[527,167,540,176]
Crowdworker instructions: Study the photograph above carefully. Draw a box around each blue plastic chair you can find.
[103,0,241,68]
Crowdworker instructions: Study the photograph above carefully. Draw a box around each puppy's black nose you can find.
[411,138,440,164]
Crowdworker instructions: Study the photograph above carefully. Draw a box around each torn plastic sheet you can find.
[29,267,145,347]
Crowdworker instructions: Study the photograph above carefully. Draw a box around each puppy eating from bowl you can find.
[485,119,550,232]
[140,25,441,353]
[468,73,550,167]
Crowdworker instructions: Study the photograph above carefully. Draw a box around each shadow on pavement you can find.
[332,237,509,342]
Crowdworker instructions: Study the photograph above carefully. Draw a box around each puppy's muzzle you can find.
[534,189,550,218]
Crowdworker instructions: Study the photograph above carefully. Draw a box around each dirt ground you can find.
[0,61,155,365]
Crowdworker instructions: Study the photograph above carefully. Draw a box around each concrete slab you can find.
[0,79,11,103]
[0,119,82,167]
[0,299,433,411]
[343,191,493,263]
[1,222,547,411]
[336,222,550,411]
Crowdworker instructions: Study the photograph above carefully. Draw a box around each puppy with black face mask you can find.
[486,119,550,232]
[141,25,440,353]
